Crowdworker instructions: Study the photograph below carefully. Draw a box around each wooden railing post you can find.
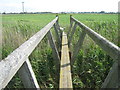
[71,30,86,65]
[54,24,61,50]
[56,16,62,40]
[18,58,40,89]
[47,30,60,84]
[47,30,60,67]
[68,22,78,47]
[67,15,74,38]
[101,60,118,88]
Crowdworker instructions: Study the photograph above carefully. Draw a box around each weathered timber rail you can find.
[0,15,120,89]
[0,16,61,89]
[68,15,120,88]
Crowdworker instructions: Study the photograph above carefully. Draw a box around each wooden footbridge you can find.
[0,15,120,89]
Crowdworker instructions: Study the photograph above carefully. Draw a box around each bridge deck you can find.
[59,32,73,89]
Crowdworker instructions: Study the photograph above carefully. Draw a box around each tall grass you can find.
[2,14,118,88]
[70,14,118,88]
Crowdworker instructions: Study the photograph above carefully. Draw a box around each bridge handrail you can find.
[0,17,59,89]
[70,16,120,60]
[69,16,120,88]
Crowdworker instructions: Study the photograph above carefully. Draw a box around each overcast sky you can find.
[0,0,119,13]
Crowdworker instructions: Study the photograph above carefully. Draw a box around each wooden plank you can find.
[71,30,86,65]
[0,17,58,89]
[68,22,77,47]
[59,32,73,89]
[71,16,120,60]
[47,31,60,66]
[101,60,118,88]
[18,58,40,88]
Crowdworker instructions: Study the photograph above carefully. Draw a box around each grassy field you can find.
[2,13,118,88]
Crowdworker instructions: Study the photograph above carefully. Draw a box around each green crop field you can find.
[2,13,118,88]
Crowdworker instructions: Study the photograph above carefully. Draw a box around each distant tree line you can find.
[1,11,118,14]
